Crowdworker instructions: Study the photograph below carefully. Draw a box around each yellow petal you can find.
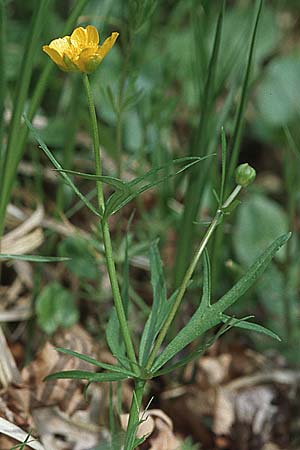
[48,36,71,57]
[42,45,68,70]
[97,32,119,59]
[70,26,88,49]
[86,25,99,46]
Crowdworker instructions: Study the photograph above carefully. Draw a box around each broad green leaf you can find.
[234,194,288,265]
[104,157,208,218]
[0,254,70,262]
[45,370,130,382]
[36,282,79,335]
[55,348,135,377]
[24,115,101,217]
[55,169,128,191]
[152,233,290,372]
[58,236,98,280]
[257,56,300,126]
[213,233,290,314]
[139,242,167,365]
[221,315,281,341]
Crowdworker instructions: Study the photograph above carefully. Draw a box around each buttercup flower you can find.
[43,25,119,73]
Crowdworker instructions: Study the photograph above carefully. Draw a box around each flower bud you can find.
[235,163,256,187]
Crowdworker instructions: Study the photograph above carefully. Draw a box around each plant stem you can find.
[124,379,146,450]
[146,184,242,370]
[82,74,137,370]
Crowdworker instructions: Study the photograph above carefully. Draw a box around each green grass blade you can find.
[45,370,130,383]
[219,127,227,206]
[24,116,101,217]
[0,254,70,262]
[0,0,5,160]
[173,2,225,285]
[227,0,263,184]
[192,0,225,154]
[0,0,89,236]
[283,126,300,162]
[55,348,135,377]
[0,0,50,236]
[121,227,131,317]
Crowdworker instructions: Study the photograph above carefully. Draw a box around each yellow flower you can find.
[43,25,119,73]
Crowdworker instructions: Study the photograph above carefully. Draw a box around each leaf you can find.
[36,282,79,335]
[234,193,288,265]
[153,321,232,378]
[152,233,290,372]
[24,115,101,217]
[121,230,130,318]
[55,348,135,377]
[139,241,167,365]
[219,126,227,205]
[104,157,209,218]
[106,308,126,365]
[55,169,129,191]
[58,236,98,280]
[257,56,300,126]
[221,315,281,341]
[0,254,70,262]
[45,370,130,383]
[198,249,211,314]
[213,233,290,314]
[227,0,263,180]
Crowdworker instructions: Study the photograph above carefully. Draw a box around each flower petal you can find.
[70,26,88,49]
[86,25,99,46]
[48,37,71,57]
[97,32,119,59]
[42,45,67,70]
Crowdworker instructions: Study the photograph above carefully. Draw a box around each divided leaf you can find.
[24,116,101,217]
[55,347,135,377]
[45,370,130,383]
[139,241,167,365]
[104,157,209,218]
[221,314,281,341]
[152,233,290,372]
[106,308,127,366]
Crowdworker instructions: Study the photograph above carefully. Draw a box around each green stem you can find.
[146,185,242,370]
[124,379,146,450]
[82,74,137,370]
